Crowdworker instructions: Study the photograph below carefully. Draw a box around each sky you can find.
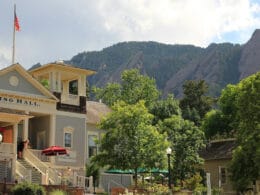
[1,0,260,69]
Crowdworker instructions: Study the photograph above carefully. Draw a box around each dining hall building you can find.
[0,62,95,185]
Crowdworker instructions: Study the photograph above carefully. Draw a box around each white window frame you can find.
[63,127,74,149]
[87,132,99,158]
[219,166,227,187]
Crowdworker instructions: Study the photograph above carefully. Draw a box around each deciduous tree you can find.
[159,115,205,184]
[93,69,160,107]
[93,101,168,187]
[149,94,181,124]
[180,80,214,125]
[228,72,260,192]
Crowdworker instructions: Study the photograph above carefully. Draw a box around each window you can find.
[69,80,78,95]
[64,127,74,148]
[88,135,97,158]
[220,167,227,184]
[65,133,72,148]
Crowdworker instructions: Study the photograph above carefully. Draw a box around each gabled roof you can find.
[86,101,111,124]
[0,63,58,102]
[29,61,96,77]
[200,139,236,160]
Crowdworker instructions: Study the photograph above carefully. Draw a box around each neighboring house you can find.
[86,101,111,163]
[200,139,237,194]
[0,62,95,184]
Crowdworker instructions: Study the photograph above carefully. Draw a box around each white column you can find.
[22,118,29,141]
[49,72,57,92]
[49,114,56,164]
[49,72,53,91]
[12,123,18,181]
[78,75,86,96]
[63,80,69,95]
[52,71,57,92]
[57,72,61,92]
[49,114,56,146]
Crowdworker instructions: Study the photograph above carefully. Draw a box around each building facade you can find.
[0,62,95,184]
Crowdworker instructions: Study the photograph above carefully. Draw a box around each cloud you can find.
[0,0,259,68]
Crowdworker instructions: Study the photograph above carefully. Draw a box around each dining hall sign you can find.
[0,96,40,107]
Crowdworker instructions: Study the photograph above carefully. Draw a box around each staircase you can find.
[17,158,42,184]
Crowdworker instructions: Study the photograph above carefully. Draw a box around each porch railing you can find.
[16,161,32,183]
[0,143,14,158]
[61,94,79,105]
[24,149,61,185]
[30,149,50,162]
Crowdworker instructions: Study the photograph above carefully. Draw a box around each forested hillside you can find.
[32,30,260,98]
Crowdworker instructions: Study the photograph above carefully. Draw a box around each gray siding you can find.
[55,115,86,167]
[0,70,44,96]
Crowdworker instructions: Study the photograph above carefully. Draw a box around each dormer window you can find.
[69,80,78,95]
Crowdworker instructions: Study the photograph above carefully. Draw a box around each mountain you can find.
[68,30,260,98]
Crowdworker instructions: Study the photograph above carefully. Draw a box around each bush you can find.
[11,182,46,195]
[50,189,67,195]
[212,188,222,195]
[184,173,203,190]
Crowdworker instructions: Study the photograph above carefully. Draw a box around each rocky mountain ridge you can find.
[38,30,260,98]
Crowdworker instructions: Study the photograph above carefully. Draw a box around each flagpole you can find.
[12,4,16,64]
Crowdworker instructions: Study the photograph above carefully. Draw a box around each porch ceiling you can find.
[0,108,32,123]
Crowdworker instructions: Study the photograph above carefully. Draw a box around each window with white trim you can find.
[64,127,74,148]
[88,134,97,158]
[220,167,227,184]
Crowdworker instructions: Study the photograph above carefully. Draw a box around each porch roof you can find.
[199,139,236,160]
[0,108,32,123]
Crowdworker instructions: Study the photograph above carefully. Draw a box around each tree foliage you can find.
[159,115,205,183]
[228,72,260,192]
[149,94,181,124]
[180,80,214,125]
[93,101,168,187]
[93,69,160,107]
[202,110,232,139]
[12,182,46,195]
[93,83,121,106]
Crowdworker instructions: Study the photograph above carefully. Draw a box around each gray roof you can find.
[200,139,236,160]
[86,101,111,124]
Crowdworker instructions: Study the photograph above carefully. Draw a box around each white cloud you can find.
[0,0,259,68]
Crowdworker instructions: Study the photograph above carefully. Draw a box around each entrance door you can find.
[37,131,46,149]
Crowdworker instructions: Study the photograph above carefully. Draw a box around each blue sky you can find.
[0,0,260,69]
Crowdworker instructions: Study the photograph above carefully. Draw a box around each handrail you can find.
[16,161,32,183]
[30,149,50,162]
[24,149,61,184]
[108,179,126,193]
[75,175,90,188]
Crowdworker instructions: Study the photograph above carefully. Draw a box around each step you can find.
[17,158,42,184]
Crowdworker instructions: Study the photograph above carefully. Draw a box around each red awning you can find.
[41,146,67,156]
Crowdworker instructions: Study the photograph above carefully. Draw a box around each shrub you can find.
[212,188,223,195]
[50,189,67,195]
[11,182,46,195]
[184,173,203,191]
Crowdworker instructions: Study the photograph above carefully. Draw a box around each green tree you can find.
[228,72,260,192]
[121,69,160,106]
[218,84,240,131]
[180,80,214,124]
[93,69,160,107]
[93,101,168,187]
[149,94,181,125]
[159,115,205,184]
[202,109,232,139]
[93,83,121,106]
[86,161,100,194]
[40,79,49,89]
